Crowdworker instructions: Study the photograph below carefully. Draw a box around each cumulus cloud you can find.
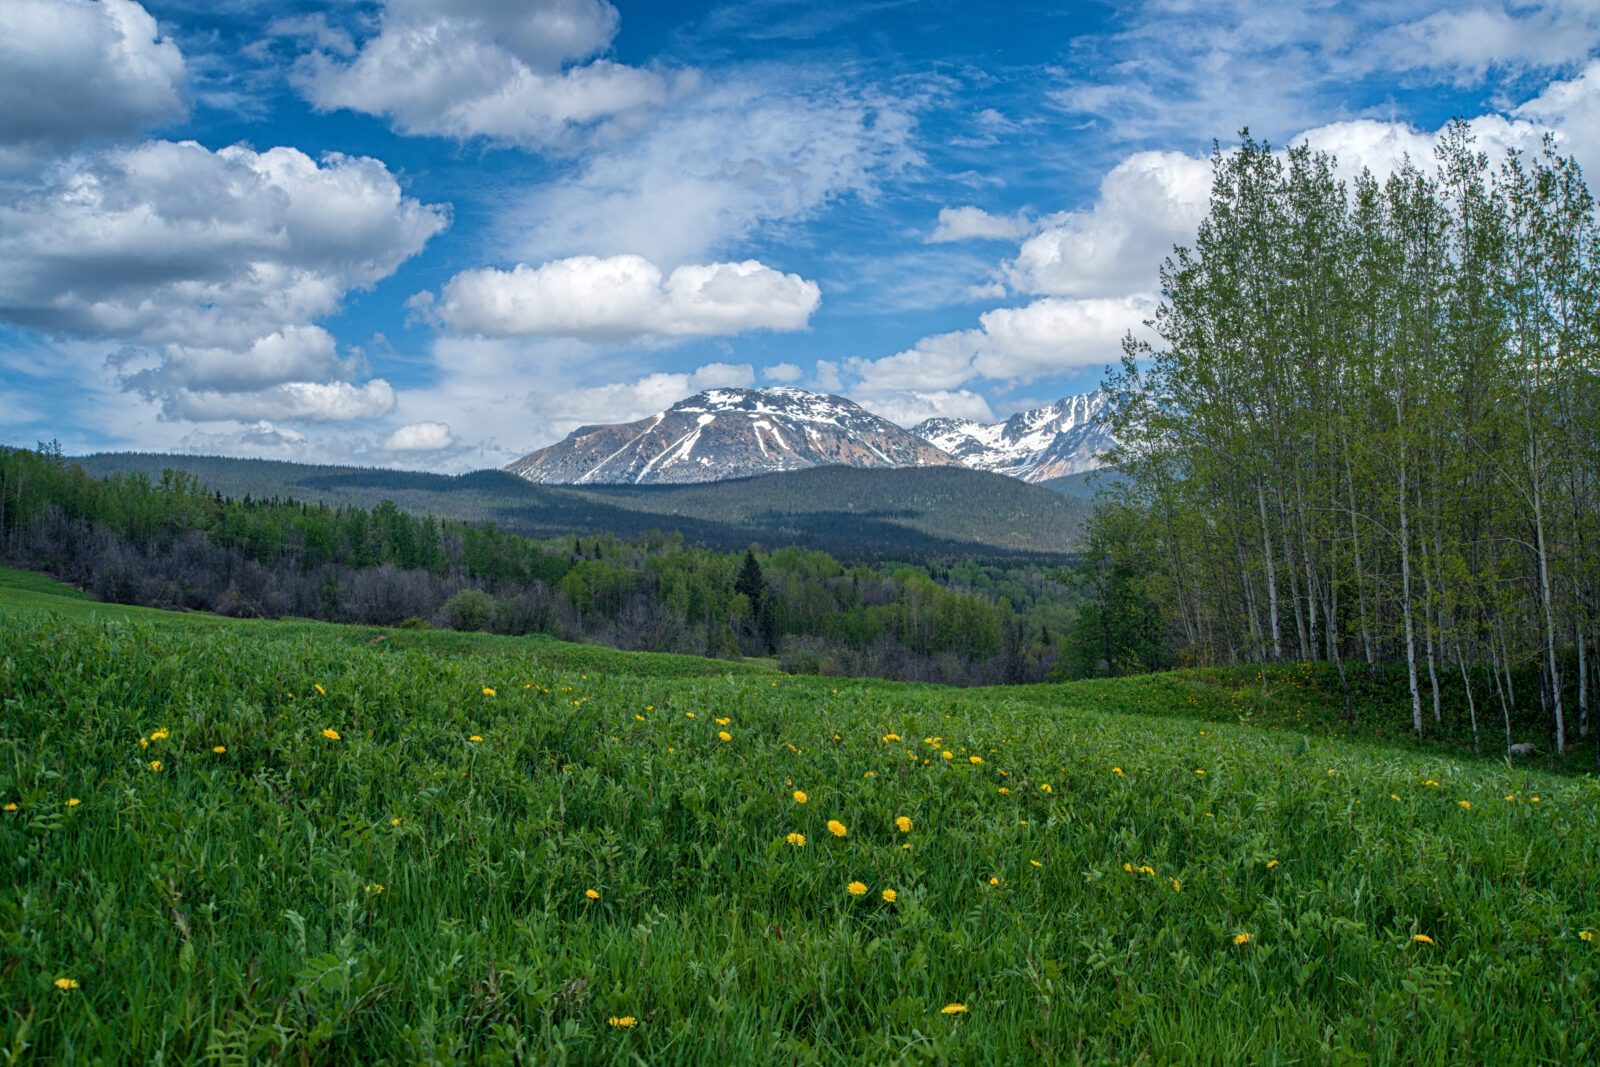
[763,362,803,383]
[292,0,675,146]
[536,362,755,440]
[1514,59,1600,176]
[0,0,186,169]
[383,421,457,452]
[0,139,446,422]
[426,255,821,340]
[928,205,1035,243]
[506,75,918,264]
[1382,3,1600,82]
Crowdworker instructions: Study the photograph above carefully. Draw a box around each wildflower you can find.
[2,803,16,813]
[1137,865,1155,877]
[390,817,402,827]
[1457,800,1471,810]
[139,737,148,748]
[321,728,341,741]
[1123,863,1133,873]
[634,715,644,722]
[148,760,162,772]
[827,820,847,837]
[608,1016,638,1028]
[715,716,731,726]
[364,883,384,895]
[998,786,1010,795]
[482,687,496,696]
[1504,795,1516,802]
[1203,812,1214,819]
[718,731,732,742]
[1423,779,1439,788]
[1193,769,1205,776]
[1039,783,1053,794]
[786,833,806,847]
[1171,878,1182,892]
[54,977,79,991]
[1233,932,1251,946]
[846,881,868,896]
[212,745,226,754]
[1412,934,1433,945]
[1112,766,1124,776]
[1267,859,1279,870]
[585,888,601,901]
[941,750,953,760]
[863,771,877,779]
[685,712,696,719]
[988,877,1000,887]
[1531,795,1541,803]
[149,729,170,741]
[1390,794,1401,801]
[469,735,483,743]
[66,798,80,808]
[793,790,808,804]
[1030,859,1042,868]
[1581,930,1595,942]
[895,816,913,833]
[314,685,326,696]
[941,1003,968,1015]
[881,733,900,743]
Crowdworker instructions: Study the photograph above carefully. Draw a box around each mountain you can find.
[72,453,1088,560]
[504,387,956,486]
[911,390,1115,483]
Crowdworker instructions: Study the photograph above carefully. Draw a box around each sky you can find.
[3,0,1600,471]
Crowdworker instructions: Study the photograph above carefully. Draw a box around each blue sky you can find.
[3,0,1600,469]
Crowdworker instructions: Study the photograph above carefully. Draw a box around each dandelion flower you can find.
[895,816,913,833]
[1137,865,1155,877]
[1390,793,1401,802]
[1266,859,1279,870]
[940,1003,968,1015]
[1039,783,1053,794]
[212,745,226,754]
[482,687,496,696]
[1112,767,1124,776]
[969,755,984,764]
[1412,933,1433,945]
[2,803,16,813]
[608,1016,638,1028]
[1030,859,1042,868]
[1194,769,1206,776]
[988,876,1000,887]
[793,790,808,804]
[882,888,898,903]
[786,833,806,847]
[54,977,79,991]
[634,715,644,722]
[390,817,402,827]
[321,728,341,741]
[685,712,696,719]
[715,716,731,726]
[148,760,162,772]
[827,820,847,837]
[881,733,900,743]
[1423,779,1439,788]
[998,786,1010,795]
[469,735,483,743]
[941,750,953,760]
[66,798,80,808]
[1123,863,1133,873]
[1531,795,1541,803]
[863,771,877,779]
[1233,932,1251,946]
[1171,878,1182,892]
[846,881,868,896]
[718,731,732,742]
[149,729,170,741]
[314,685,326,696]
[585,888,601,901]
[1580,930,1595,942]
[1457,800,1471,810]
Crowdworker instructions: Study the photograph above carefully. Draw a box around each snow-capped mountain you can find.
[504,387,957,485]
[911,390,1115,482]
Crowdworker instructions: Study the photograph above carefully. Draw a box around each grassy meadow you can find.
[2,568,1597,1063]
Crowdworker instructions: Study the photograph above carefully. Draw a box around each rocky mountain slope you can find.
[504,387,956,485]
[911,390,1114,482]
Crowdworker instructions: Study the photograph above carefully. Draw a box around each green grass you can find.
[2,569,1597,1063]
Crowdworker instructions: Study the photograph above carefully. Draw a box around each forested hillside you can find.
[2,446,1077,685]
[73,453,1087,560]
[1084,125,1598,760]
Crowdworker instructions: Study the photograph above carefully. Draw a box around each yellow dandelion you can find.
[1137,865,1155,877]
[469,735,483,743]
[1123,862,1133,873]
[882,888,898,903]
[1390,793,1401,801]
[1457,800,1471,810]
[390,817,401,827]
[881,733,900,743]
[941,750,953,760]
[969,755,984,764]
[1193,769,1205,776]
[482,687,496,696]
[585,888,601,901]
[1039,783,1053,794]
[1030,859,1042,868]
[314,684,326,696]
[685,712,696,719]
[1233,932,1251,945]
[1112,766,1124,776]
[793,790,809,804]
[1531,795,1541,803]
[895,816,913,833]
[786,832,806,846]
[718,731,732,742]
[940,1003,968,1015]
[998,786,1010,794]
[634,715,644,722]
[212,745,226,754]
[1423,779,1439,788]
[863,771,876,779]
[54,977,79,991]
[149,728,169,741]
[608,1016,638,1028]
[827,819,847,837]
[321,728,341,741]
[846,881,868,896]
[988,876,1000,887]
[1580,930,1595,942]
[66,797,81,808]
[1267,858,1279,869]
[1412,933,1433,945]
[1171,878,1182,892]
[148,760,162,772]
[715,716,731,725]
[2,803,16,813]
[139,737,148,748]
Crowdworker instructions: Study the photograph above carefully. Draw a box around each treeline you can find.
[0,445,1076,685]
[1086,124,1598,758]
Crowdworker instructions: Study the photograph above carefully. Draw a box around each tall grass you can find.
[1,577,1596,1063]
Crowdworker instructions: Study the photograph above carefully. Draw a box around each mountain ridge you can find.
[910,390,1115,483]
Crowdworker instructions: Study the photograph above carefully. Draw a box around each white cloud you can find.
[1514,59,1600,176]
[763,362,803,383]
[1382,3,1600,81]
[428,255,821,340]
[535,362,755,440]
[852,389,996,428]
[506,75,919,264]
[1006,151,1212,298]
[293,0,675,146]
[0,0,186,169]
[383,421,456,452]
[928,205,1035,243]
[0,139,447,422]
[971,296,1155,381]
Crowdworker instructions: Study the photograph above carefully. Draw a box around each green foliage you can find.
[1,576,1596,1063]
